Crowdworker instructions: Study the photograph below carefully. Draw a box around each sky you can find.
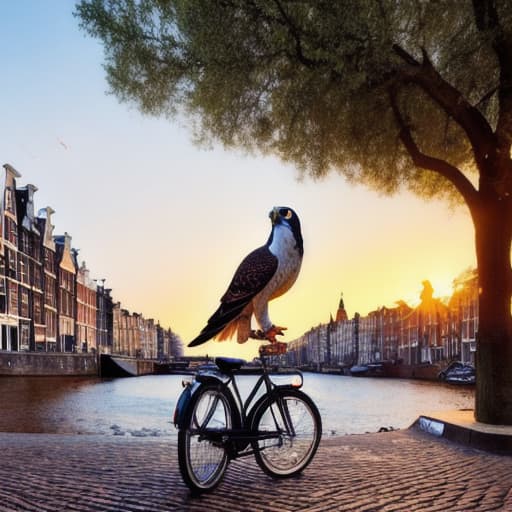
[0,2,476,360]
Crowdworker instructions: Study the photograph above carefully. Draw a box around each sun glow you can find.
[428,275,456,299]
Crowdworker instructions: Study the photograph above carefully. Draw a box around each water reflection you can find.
[0,373,474,437]
[0,377,102,434]
[303,374,474,436]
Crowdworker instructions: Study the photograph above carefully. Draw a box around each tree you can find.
[75,0,512,424]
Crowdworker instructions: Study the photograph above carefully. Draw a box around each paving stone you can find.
[0,430,511,511]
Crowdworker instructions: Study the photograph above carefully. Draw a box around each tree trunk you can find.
[474,196,512,424]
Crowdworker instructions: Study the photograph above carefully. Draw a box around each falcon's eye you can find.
[280,208,292,220]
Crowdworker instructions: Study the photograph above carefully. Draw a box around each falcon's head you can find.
[268,206,303,256]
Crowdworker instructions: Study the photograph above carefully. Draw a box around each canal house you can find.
[75,260,98,353]
[96,279,113,354]
[36,207,58,352]
[15,183,43,351]
[0,164,23,351]
[54,233,76,352]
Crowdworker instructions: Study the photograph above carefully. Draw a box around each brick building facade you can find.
[286,273,479,372]
[0,163,183,360]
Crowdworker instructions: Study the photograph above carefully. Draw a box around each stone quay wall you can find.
[0,352,98,376]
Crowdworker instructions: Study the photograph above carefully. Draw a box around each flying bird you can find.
[188,207,303,347]
[57,137,68,150]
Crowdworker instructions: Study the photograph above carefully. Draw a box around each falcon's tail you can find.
[188,325,224,347]
[188,299,249,347]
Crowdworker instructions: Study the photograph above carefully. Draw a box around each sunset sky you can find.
[1,2,476,360]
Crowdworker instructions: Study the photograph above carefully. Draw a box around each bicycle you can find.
[173,342,322,494]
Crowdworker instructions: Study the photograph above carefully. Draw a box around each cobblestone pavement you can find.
[0,429,511,512]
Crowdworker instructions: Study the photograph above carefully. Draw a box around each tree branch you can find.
[470,1,512,183]
[272,0,329,70]
[392,44,496,171]
[388,88,479,209]
[392,44,420,67]
[476,85,499,107]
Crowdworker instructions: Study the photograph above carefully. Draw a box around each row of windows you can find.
[77,305,96,326]
[77,325,97,344]
[76,284,97,306]
[18,231,41,260]
[3,250,45,290]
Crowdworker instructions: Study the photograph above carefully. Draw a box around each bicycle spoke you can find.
[178,386,232,493]
[252,390,321,477]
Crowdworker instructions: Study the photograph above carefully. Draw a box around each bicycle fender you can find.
[173,381,200,428]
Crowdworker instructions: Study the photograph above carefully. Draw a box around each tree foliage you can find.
[76,0,512,205]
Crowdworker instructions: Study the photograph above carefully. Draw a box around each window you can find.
[61,271,73,293]
[33,294,43,324]
[46,310,56,338]
[44,248,55,274]
[5,187,14,214]
[20,287,29,318]
[469,319,476,339]
[32,240,40,260]
[8,281,18,315]
[20,232,30,255]
[18,255,29,284]
[33,264,42,290]
[0,278,5,314]
[5,217,17,246]
[6,249,16,279]
[20,323,30,350]
[45,275,56,308]
[61,290,73,317]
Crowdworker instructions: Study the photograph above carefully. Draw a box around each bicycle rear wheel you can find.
[251,388,321,478]
[177,384,233,493]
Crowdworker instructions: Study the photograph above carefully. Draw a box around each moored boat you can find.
[438,361,476,385]
[350,364,369,376]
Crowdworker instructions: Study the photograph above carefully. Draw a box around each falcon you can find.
[188,207,303,347]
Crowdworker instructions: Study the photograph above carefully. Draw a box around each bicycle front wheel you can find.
[251,388,322,478]
[177,384,233,493]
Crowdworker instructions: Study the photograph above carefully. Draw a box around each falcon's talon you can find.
[250,329,266,340]
[264,325,287,343]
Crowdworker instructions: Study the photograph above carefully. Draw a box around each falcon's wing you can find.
[188,246,278,347]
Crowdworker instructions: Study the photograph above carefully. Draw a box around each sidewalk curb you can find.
[413,411,512,455]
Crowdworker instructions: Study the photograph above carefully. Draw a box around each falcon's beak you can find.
[269,207,280,225]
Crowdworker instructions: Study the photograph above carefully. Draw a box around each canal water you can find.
[0,373,474,437]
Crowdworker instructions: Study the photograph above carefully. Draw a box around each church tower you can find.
[335,292,348,322]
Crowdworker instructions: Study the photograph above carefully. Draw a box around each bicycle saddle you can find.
[215,357,246,373]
